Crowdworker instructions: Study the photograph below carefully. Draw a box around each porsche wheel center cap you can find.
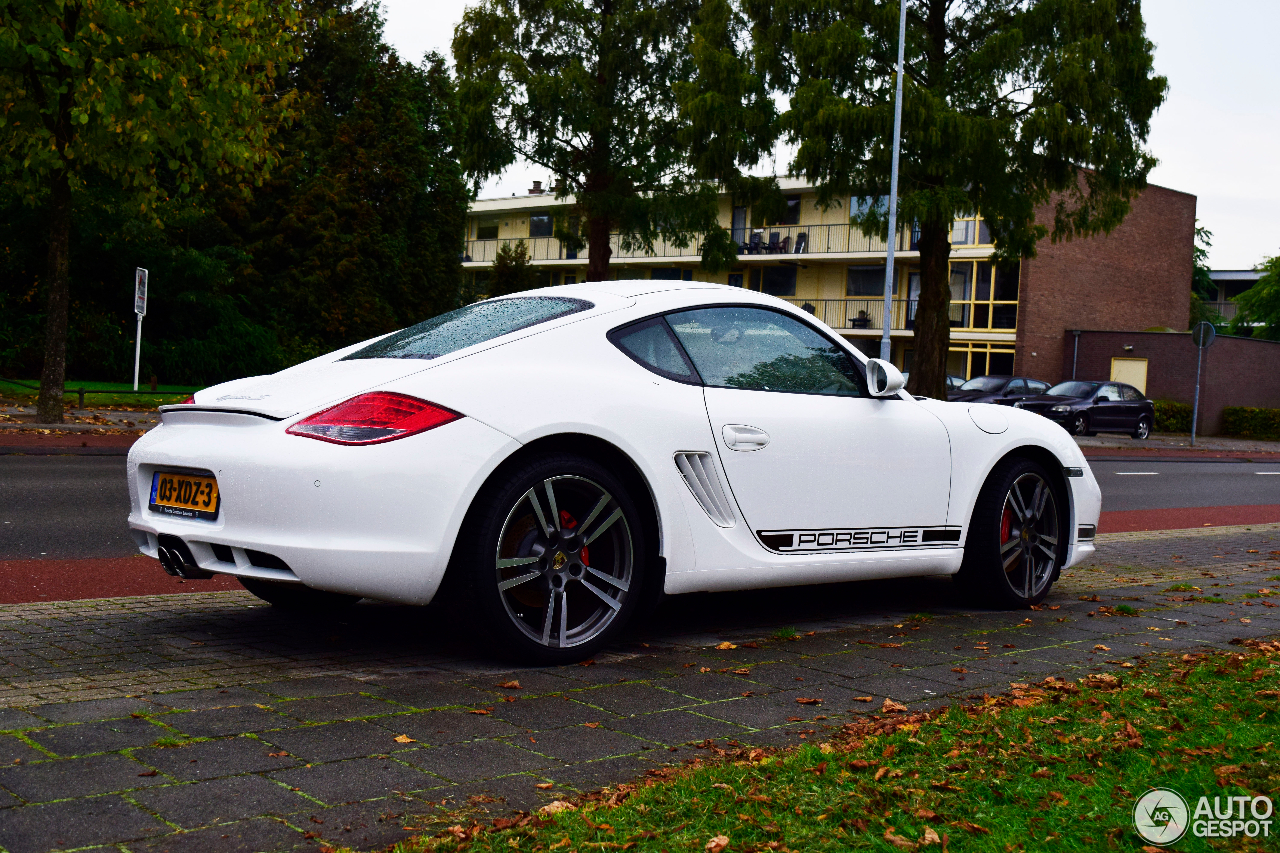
[551,551,568,571]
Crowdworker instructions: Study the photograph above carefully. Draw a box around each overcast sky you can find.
[379,0,1278,270]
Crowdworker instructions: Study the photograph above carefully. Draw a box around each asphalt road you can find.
[3,456,1280,561]
[1090,458,1280,511]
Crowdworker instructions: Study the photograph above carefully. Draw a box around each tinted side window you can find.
[667,306,865,396]
[1122,386,1144,401]
[608,318,699,383]
[1006,379,1027,394]
[1098,384,1121,401]
[1029,380,1050,394]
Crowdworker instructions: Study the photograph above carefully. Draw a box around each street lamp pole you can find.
[879,0,908,363]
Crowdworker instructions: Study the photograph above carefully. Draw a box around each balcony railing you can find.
[1203,300,1239,321]
[463,223,915,263]
[782,298,1017,332]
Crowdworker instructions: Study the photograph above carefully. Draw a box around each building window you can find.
[761,266,797,297]
[749,268,762,291]
[951,219,974,245]
[529,212,553,238]
[847,266,886,297]
[782,196,801,226]
[732,207,748,244]
[728,272,744,288]
[947,342,1016,379]
[476,219,499,240]
[651,268,683,281]
[944,260,1018,330]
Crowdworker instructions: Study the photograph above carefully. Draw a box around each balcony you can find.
[782,298,1017,333]
[1203,301,1239,321]
[463,223,917,264]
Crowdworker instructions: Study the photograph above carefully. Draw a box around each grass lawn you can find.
[383,639,1280,853]
[0,378,201,408]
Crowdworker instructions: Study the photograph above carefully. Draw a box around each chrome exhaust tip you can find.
[157,546,182,577]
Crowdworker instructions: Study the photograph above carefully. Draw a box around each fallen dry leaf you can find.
[716,642,737,650]
[535,782,554,790]
[705,835,730,853]
[883,827,916,849]
[851,696,874,703]
[392,735,414,744]
[874,766,891,781]
[795,697,822,705]
[497,680,522,690]
[699,667,712,673]
[540,800,576,815]
[584,722,601,728]
[921,827,942,846]
[469,709,491,715]
[732,668,751,675]
[1093,644,1110,652]
[882,698,907,713]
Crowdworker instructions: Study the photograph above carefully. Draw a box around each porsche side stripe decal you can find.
[757,527,963,553]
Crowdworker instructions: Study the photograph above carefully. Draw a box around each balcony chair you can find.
[778,236,791,254]
[766,232,781,254]
[742,232,763,255]
[793,233,808,254]
[849,310,871,329]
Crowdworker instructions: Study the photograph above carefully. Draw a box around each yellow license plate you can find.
[149,471,220,520]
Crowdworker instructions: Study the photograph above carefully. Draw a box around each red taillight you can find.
[286,392,461,445]
[181,396,195,405]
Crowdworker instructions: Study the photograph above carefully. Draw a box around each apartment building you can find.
[463,178,1196,382]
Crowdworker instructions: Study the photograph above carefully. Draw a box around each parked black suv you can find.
[1016,380,1155,439]
[947,375,1052,406]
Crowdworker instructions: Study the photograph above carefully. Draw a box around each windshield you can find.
[959,376,1008,392]
[1046,381,1099,398]
[344,297,593,360]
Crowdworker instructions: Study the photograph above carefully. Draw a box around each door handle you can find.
[722,424,770,451]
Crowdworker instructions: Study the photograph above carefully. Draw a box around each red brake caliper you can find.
[1000,505,1013,545]
[560,511,589,565]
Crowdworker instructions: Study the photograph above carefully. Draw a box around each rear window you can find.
[344,297,593,361]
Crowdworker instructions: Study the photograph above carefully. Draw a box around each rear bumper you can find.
[126,414,519,604]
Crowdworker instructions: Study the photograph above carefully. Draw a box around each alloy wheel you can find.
[1073,414,1088,436]
[997,472,1060,600]
[493,475,633,649]
[1135,418,1151,439]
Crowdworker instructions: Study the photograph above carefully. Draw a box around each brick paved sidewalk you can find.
[0,527,1276,853]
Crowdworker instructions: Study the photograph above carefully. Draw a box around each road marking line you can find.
[1256,472,1280,475]
[1114,472,1158,475]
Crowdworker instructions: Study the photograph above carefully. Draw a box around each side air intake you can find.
[674,452,737,528]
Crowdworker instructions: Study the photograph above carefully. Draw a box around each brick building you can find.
[1065,330,1280,435]
[463,179,1196,382]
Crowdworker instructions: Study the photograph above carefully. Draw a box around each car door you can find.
[1092,383,1124,428]
[664,305,952,545]
[1120,385,1145,428]
[1001,378,1028,405]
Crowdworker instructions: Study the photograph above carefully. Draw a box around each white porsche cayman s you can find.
[127,281,1101,663]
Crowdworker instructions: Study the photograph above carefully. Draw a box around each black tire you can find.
[451,453,649,665]
[1131,416,1151,440]
[956,457,1067,608]
[1071,412,1095,437]
[238,577,361,612]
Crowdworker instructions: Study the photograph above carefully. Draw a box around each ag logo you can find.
[1134,787,1189,845]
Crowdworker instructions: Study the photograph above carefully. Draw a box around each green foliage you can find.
[1191,225,1215,300]
[486,241,537,299]
[726,0,1166,398]
[1228,255,1280,341]
[1153,398,1192,433]
[453,0,757,278]
[0,0,468,387]
[0,0,300,209]
[1221,406,1280,441]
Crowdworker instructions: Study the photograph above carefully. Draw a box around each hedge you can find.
[1221,407,1280,440]
[1153,398,1193,433]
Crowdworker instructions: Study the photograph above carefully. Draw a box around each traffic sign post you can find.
[1190,320,1216,447]
[133,268,148,392]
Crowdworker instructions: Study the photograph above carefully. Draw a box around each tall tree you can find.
[741,0,1166,397]
[454,0,758,281]
[232,0,469,360]
[0,0,301,421]
[1228,255,1280,341]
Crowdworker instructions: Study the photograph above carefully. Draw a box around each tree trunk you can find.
[585,211,613,282]
[904,218,951,400]
[36,172,72,424]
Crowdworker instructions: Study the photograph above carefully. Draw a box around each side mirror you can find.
[1096,395,1110,403]
[866,358,905,397]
